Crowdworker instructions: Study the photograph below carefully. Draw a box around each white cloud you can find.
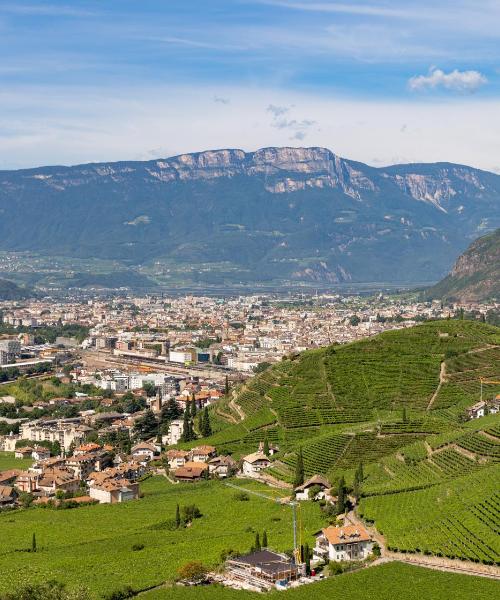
[0,84,500,173]
[408,67,487,93]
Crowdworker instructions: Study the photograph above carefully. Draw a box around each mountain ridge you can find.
[426,228,500,302]
[0,146,498,287]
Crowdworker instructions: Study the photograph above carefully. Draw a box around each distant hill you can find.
[0,278,34,300]
[426,228,500,302]
[0,147,499,286]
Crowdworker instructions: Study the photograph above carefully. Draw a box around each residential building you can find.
[313,525,373,562]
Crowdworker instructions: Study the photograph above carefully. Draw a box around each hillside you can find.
[0,148,499,287]
[426,228,500,302]
[0,277,33,300]
[197,320,500,565]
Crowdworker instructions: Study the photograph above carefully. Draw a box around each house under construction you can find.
[225,549,300,591]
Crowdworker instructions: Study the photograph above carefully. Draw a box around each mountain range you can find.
[0,147,499,288]
[426,228,499,302]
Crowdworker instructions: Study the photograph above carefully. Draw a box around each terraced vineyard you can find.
[359,465,500,564]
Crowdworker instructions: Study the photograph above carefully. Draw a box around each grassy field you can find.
[141,562,499,600]
[0,477,324,597]
[0,451,32,472]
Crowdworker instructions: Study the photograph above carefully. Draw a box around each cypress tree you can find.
[32,533,37,553]
[294,447,304,487]
[191,396,197,417]
[175,504,181,529]
[304,542,311,574]
[181,407,190,442]
[254,532,261,552]
[337,476,346,515]
[197,411,203,435]
[262,530,268,548]
[201,407,211,437]
[402,407,407,423]
[263,434,270,457]
[225,375,230,397]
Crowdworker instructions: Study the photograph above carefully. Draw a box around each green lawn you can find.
[0,477,324,596]
[0,451,32,472]
[142,562,499,600]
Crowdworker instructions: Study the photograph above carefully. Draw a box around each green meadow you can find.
[0,477,322,596]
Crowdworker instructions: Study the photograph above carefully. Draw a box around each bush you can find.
[131,543,144,551]
[148,519,178,531]
[372,542,381,557]
[329,561,344,575]
[177,561,208,583]
[102,587,135,600]
[182,504,202,523]
[233,492,250,502]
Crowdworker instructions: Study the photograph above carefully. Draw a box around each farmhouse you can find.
[32,446,51,461]
[226,550,300,590]
[173,461,208,481]
[467,401,486,419]
[131,442,157,462]
[313,525,373,562]
[38,468,80,495]
[190,445,217,463]
[165,449,189,469]
[15,446,34,459]
[89,478,139,504]
[294,475,331,501]
[242,452,271,477]
[0,485,16,507]
[208,455,237,478]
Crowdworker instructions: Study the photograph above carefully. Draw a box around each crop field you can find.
[0,477,326,597]
[0,451,32,472]
[142,562,500,600]
[359,465,500,564]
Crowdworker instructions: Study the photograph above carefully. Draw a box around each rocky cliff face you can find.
[426,229,500,301]
[0,147,499,287]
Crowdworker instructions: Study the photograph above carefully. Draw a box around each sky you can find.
[1,0,499,171]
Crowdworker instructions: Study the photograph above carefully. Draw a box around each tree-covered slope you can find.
[0,277,34,300]
[426,228,500,301]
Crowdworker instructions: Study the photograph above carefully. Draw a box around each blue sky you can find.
[1,1,499,170]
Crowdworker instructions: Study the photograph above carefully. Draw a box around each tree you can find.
[303,542,311,574]
[160,396,181,424]
[201,407,212,437]
[263,435,270,457]
[175,504,181,529]
[133,409,158,440]
[254,532,261,552]
[190,397,197,417]
[262,530,268,548]
[336,476,346,515]
[225,375,230,397]
[142,381,156,397]
[402,407,408,423]
[349,315,360,327]
[177,561,208,583]
[294,447,304,488]
[32,532,37,553]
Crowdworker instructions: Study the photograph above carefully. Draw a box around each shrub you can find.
[177,561,208,583]
[131,543,144,551]
[233,491,250,501]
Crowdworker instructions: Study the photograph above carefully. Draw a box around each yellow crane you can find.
[224,482,304,564]
[480,378,500,402]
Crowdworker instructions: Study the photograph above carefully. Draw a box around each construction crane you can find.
[479,378,500,402]
[224,482,304,564]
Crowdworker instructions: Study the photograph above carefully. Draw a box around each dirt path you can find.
[427,361,446,411]
[229,398,246,421]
